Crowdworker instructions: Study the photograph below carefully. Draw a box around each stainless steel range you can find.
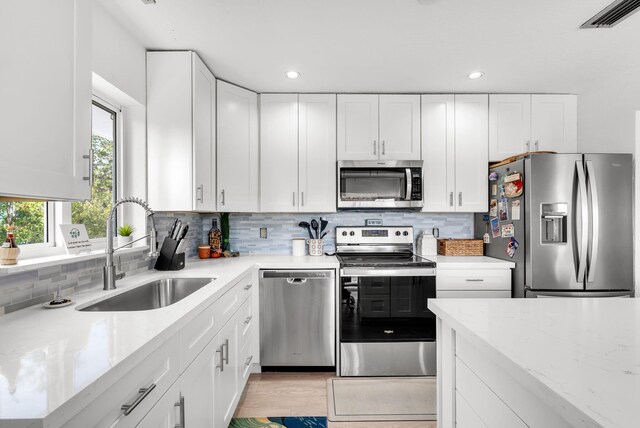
[336,226,437,377]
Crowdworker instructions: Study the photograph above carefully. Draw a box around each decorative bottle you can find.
[209,219,222,255]
[0,225,20,265]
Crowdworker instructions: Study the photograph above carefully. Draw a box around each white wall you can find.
[578,67,640,154]
[92,1,148,234]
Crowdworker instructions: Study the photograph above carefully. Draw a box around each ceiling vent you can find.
[581,0,640,28]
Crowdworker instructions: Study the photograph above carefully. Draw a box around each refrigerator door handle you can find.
[575,161,589,283]
[585,160,599,283]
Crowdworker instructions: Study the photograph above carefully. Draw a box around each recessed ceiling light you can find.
[467,71,484,80]
[285,71,301,79]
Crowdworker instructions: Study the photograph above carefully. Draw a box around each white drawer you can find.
[455,357,527,428]
[237,273,254,303]
[238,337,254,389]
[437,269,510,291]
[65,334,180,428]
[181,302,219,373]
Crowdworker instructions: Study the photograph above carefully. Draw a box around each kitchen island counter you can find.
[429,297,640,428]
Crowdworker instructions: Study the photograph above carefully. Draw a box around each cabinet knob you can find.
[534,140,539,151]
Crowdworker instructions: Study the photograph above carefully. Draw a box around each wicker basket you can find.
[437,239,483,256]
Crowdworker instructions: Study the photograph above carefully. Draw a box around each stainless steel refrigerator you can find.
[475,153,633,298]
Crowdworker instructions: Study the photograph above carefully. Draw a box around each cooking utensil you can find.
[168,218,179,238]
[321,230,330,239]
[320,218,328,235]
[172,220,182,239]
[298,221,314,239]
[311,219,320,239]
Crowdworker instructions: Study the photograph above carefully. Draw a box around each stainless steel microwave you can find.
[337,160,424,209]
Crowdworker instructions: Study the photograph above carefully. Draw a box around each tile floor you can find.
[234,372,437,428]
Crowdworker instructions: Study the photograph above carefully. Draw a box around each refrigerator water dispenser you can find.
[541,203,567,244]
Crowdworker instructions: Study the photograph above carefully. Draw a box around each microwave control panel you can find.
[410,168,422,201]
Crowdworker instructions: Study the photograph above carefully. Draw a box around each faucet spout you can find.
[104,197,159,291]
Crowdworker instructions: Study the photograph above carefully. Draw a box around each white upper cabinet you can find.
[299,94,337,212]
[0,0,92,200]
[337,94,379,160]
[379,95,421,160]
[454,95,489,212]
[338,94,420,161]
[531,94,577,154]
[421,95,455,212]
[422,94,488,213]
[260,94,337,213]
[260,94,299,212]
[217,81,259,212]
[489,94,577,161]
[489,94,531,161]
[147,51,216,212]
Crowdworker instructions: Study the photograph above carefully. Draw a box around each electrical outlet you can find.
[260,227,267,239]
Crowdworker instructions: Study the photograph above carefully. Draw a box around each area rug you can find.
[229,416,327,427]
[327,377,437,421]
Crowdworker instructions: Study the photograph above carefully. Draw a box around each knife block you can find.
[154,237,185,271]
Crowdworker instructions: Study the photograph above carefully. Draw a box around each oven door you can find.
[339,268,436,343]
[338,160,423,209]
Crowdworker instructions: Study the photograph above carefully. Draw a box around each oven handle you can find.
[405,168,412,201]
[340,268,436,277]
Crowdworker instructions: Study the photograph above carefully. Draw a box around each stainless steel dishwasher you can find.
[259,270,336,367]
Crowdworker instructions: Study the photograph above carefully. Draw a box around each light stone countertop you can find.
[429,297,640,428]
[431,255,515,269]
[0,255,338,425]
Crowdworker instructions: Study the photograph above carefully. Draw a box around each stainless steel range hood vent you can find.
[581,0,640,28]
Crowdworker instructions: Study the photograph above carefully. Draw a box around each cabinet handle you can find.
[373,140,377,155]
[220,189,225,205]
[121,383,156,415]
[244,283,253,291]
[82,150,93,186]
[216,345,224,371]
[465,279,485,282]
[174,394,185,428]
[244,315,253,324]
[449,192,453,207]
[382,140,385,155]
[534,140,539,151]
[525,140,531,152]
[197,185,204,203]
[293,192,296,207]
[458,192,462,207]
[301,191,304,207]
[223,338,230,364]
[245,355,253,366]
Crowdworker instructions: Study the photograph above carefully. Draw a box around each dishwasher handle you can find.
[260,270,335,279]
[286,277,307,284]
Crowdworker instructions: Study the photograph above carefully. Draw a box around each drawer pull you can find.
[244,283,253,291]
[465,279,485,282]
[244,315,253,324]
[223,339,230,364]
[121,383,156,415]
[216,345,224,371]
[174,394,185,428]
[245,355,253,366]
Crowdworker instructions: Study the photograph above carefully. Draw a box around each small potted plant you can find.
[117,224,135,248]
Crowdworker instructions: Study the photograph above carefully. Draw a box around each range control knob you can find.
[342,231,347,236]
[395,231,401,236]
[403,231,409,236]
[349,231,355,236]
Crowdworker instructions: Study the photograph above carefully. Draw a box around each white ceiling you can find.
[98,0,640,94]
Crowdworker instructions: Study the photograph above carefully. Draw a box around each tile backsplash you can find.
[156,211,473,255]
[0,249,153,315]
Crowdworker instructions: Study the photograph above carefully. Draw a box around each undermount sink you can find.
[79,277,215,312]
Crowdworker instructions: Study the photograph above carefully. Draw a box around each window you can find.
[72,102,117,239]
[0,202,48,245]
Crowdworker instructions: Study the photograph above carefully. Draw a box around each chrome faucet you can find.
[104,197,160,290]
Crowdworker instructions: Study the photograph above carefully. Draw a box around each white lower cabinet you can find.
[436,268,511,298]
[70,273,255,428]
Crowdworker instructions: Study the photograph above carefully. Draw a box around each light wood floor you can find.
[234,372,437,428]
